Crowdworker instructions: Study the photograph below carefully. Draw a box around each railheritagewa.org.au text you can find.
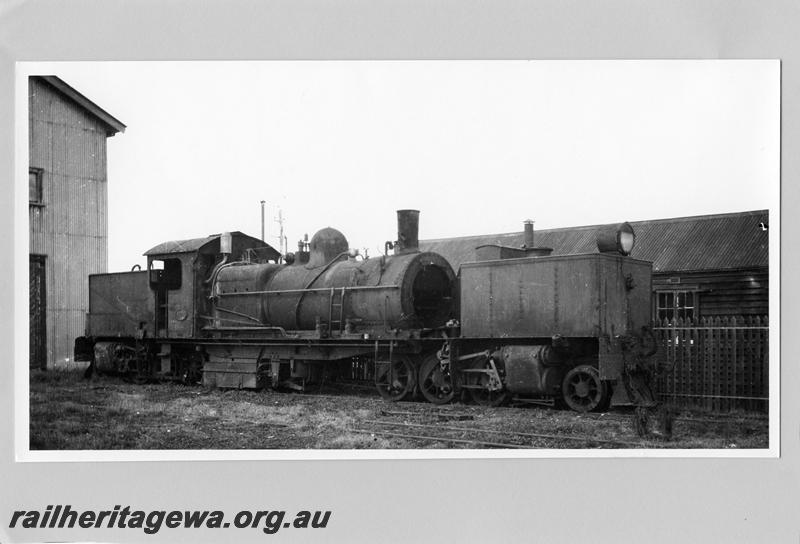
[9,505,331,535]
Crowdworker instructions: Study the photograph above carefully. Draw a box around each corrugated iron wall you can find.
[29,78,108,366]
[420,211,769,274]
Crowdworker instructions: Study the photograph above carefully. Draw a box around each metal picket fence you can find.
[653,316,769,413]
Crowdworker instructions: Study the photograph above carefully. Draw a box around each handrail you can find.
[217,285,399,297]
[212,306,263,324]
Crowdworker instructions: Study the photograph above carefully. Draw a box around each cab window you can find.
[149,258,182,289]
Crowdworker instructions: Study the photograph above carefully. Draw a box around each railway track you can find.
[309,382,768,427]
[348,427,531,449]
[349,412,667,449]
[205,378,768,447]
[272,386,765,447]
[561,407,768,428]
[64,374,768,449]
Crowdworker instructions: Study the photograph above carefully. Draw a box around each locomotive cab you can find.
[143,232,280,339]
[148,257,182,336]
[79,232,279,381]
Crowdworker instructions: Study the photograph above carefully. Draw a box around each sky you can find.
[20,60,779,271]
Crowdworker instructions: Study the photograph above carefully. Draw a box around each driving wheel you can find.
[419,353,455,404]
[375,356,416,402]
[467,358,509,407]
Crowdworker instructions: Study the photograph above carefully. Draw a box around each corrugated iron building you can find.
[420,210,769,320]
[29,76,125,369]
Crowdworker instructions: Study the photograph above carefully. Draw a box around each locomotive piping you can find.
[217,284,401,296]
[204,255,228,285]
[208,306,263,325]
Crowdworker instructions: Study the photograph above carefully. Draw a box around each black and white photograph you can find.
[2,3,798,542]
[19,60,778,457]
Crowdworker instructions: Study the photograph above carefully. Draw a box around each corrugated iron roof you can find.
[144,231,280,258]
[421,210,769,273]
[32,76,126,136]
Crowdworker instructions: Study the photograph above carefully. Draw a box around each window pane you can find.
[656,290,699,321]
[29,171,41,202]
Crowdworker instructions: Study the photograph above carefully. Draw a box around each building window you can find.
[656,291,696,321]
[29,168,43,205]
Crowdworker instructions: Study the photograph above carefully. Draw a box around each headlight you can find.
[618,225,635,255]
[596,222,636,256]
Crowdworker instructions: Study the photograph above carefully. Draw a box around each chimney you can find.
[521,219,553,257]
[395,209,420,254]
[523,220,534,248]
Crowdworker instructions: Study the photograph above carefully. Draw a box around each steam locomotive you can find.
[75,210,657,412]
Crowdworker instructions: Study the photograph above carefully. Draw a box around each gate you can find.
[29,255,47,370]
[653,316,769,413]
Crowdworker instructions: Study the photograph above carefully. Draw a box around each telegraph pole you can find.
[275,208,286,256]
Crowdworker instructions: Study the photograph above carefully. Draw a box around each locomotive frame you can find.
[76,210,657,412]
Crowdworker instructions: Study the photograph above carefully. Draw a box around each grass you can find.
[29,370,393,450]
[28,370,770,451]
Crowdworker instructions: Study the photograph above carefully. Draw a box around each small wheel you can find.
[466,358,509,407]
[375,356,416,402]
[133,360,150,385]
[182,363,203,385]
[132,351,152,385]
[182,354,204,385]
[419,353,454,405]
[561,365,609,412]
[121,355,145,384]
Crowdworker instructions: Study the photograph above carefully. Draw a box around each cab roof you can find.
[144,231,280,260]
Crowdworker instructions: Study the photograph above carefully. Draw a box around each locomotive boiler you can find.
[212,210,455,334]
[76,209,657,412]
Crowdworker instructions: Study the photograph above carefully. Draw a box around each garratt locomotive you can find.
[76,210,657,412]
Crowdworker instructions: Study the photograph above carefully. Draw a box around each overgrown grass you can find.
[30,372,390,449]
[28,371,770,450]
